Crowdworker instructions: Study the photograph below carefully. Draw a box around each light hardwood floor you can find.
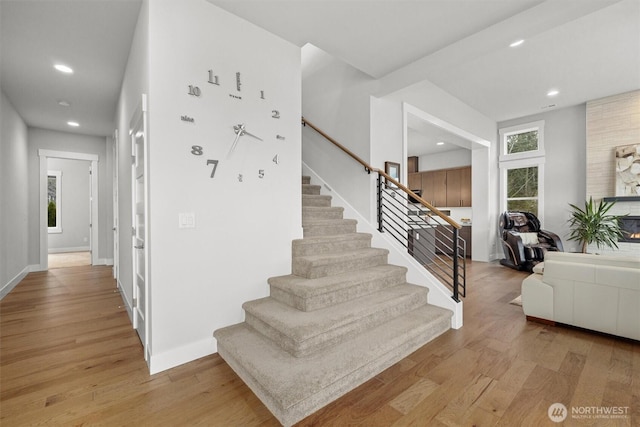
[1,262,638,426]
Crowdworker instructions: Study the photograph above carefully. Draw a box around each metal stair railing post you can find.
[377,174,384,233]
[302,117,465,300]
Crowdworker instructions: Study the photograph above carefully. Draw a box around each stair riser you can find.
[246,290,429,358]
[293,254,388,279]
[302,207,344,221]
[302,176,311,185]
[302,184,321,195]
[270,269,407,311]
[303,223,357,237]
[302,195,332,207]
[292,237,371,257]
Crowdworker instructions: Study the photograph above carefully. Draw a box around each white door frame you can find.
[113,129,119,280]
[130,94,149,362]
[38,149,99,271]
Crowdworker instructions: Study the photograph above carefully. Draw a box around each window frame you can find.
[499,120,545,225]
[47,170,62,234]
[499,120,545,162]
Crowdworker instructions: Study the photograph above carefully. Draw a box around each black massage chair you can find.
[499,211,564,272]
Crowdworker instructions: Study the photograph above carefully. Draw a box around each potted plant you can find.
[567,197,625,253]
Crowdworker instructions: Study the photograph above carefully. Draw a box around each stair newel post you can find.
[377,173,384,233]
[452,227,460,302]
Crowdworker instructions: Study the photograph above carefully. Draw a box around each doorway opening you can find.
[38,149,99,271]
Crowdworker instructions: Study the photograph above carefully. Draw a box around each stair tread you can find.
[244,283,427,342]
[269,265,406,298]
[215,304,452,425]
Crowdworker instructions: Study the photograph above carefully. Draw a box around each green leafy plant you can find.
[48,201,57,227]
[567,197,625,253]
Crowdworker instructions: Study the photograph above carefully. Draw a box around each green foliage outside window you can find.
[48,201,57,227]
[506,130,538,154]
[507,166,539,216]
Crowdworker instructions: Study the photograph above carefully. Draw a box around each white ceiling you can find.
[1,0,638,139]
[0,0,142,137]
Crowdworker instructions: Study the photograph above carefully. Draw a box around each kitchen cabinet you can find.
[421,170,447,207]
[409,166,471,208]
[407,156,419,173]
[445,167,472,207]
[408,173,421,191]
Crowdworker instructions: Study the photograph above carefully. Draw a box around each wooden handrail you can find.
[302,117,461,229]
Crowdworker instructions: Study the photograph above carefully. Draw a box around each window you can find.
[499,121,545,220]
[48,170,62,233]
[499,120,545,162]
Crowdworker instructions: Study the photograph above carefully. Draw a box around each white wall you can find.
[114,0,149,317]
[302,44,380,218]
[143,0,301,373]
[497,104,587,253]
[47,158,91,252]
[418,149,472,171]
[1,92,30,298]
[27,128,111,267]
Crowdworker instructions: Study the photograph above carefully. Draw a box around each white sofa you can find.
[522,251,640,340]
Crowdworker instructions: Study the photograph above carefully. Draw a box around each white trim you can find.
[498,120,545,162]
[38,149,98,162]
[117,278,134,323]
[38,150,100,270]
[48,246,90,254]
[149,338,217,375]
[0,265,32,300]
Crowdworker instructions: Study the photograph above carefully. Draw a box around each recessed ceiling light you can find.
[547,89,559,97]
[436,141,445,146]
[509,39,524,48]
[58,100,71,107]
[54,64,73,74]
[67,121,79,127]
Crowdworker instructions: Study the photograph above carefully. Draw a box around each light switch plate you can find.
[179,212,195,228]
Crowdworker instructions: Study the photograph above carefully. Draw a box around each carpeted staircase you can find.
[214,176,453,426]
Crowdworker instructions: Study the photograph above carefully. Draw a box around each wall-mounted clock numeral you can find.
[208,70,219,85]
[258,169,265,179]
[276,135,285,140]
[188,85,201,97]
[272,110,280,119]
[273,154,279,164]
[191,145,203,156]
[238,174,243,182]
[260,90,265,99]
[207,159,219,178]
[236,72,241,92]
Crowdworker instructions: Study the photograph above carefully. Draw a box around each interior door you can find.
[130,95,148,359]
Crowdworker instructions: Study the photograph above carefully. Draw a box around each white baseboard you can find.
[1,264,38,300]
[96,258,113,266]
[117,279,134,323]
[149,337,217,375]
[48,246,90,254]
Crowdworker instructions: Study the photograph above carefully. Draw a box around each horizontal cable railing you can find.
[302,117,465,300]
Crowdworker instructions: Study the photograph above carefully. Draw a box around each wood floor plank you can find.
[2,261,638,426]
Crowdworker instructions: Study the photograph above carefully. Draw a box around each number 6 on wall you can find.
[207,159,219,178]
